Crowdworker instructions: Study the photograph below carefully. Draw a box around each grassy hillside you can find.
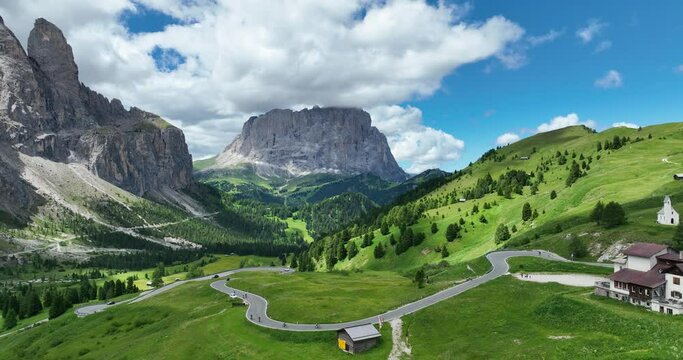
[0,280,391,359]
[312,123,683,273]
[403,276,683,359]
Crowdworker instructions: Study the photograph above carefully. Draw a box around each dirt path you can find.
[388,318,411,360]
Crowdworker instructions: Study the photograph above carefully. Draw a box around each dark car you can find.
[106,301,115,305]
[212,274,219,279]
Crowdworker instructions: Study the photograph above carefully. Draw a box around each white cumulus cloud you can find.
[576,19,606,43]
[0,0,525,167]
[496,132,520,146]
[537,113,596,133]
[612,122,639,129]
[368,105,464,173]
[595,70,623,88]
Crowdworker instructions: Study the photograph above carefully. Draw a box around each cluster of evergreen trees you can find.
[297,193,377,239]
[1,274,140,330]
[590,201,626,228]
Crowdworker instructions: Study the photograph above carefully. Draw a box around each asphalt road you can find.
[74,266,292,316]
[211,249,573,332]
[75,249,601,332]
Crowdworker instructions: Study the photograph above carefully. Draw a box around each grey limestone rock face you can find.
[0,17,192,197]
[214,107,407,182]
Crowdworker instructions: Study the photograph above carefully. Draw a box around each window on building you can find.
[674,277,680,285]
[672,291,682,299]
[668,309,674,315]
[645,289,650,296]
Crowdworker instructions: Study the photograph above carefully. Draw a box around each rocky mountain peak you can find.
[212,107,408,182]
[0,17,193,197]
[28,18,80,100]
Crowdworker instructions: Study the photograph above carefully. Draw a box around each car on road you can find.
[212,274,219,279]
[106,301,115,305]
[229,292,237,298]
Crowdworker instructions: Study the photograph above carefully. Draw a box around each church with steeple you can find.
[657,196,679,225]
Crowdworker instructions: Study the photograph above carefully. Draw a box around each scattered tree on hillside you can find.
[151,262,166,288]
[441,245,450,258]
[389,234,396,246]
[374,242,386,259]
[568,235,588,258]
[380,222,390,235]
[446,224,461,242]
[566,161,583,187]
[522,203,532,222]
[550,190,557,200]
[431,223,438,234]
[532,209,539,220]
[601,201,626,228]
[414,268,426,288]
[4,308,17,329]
[495,224,511,244]
[48,293,68,320]
[186,263,205,279]
[290,255,298,268]
[590,201,605,224]
[511,224,518,233]
[347,241,359,259]
[479,215,488,224]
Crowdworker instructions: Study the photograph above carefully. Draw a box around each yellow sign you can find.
[338,339,346,350]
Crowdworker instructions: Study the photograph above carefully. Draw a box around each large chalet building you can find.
[595,242,683,314]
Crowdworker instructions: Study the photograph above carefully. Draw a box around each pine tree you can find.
[389,234,396,246]
[431,223,438,234]
[347,242,359,259]
[151,262,165,288]
[522,203,532,222]
[290,255,298,268]
[4,308,17,330]
[566,161,582,187]
[48,293,67,320]
[590,201,605,224]
[373,242,386,259]
[446,224,460,242]
[495,224,511,244]
[380,222,390,236]
[568,235,587,258]
[441,245,450,258]
[601,201,626,228]
[550,190,557,200]
[414,268,426,288]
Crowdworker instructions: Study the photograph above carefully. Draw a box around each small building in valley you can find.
[337,324,381,354]
[657,196,679,226]
[595,242,683,314]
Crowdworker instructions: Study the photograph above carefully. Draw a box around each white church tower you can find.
[657,196,679,225]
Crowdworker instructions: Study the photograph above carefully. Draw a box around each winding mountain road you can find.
[211,250,576,332]
[75,250,608,332]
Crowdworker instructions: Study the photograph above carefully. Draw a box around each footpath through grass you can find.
[404,276,683,359]
[0,280,391,359]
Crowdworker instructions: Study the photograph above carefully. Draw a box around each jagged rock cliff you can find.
[212,107,407,182]
[0,16,192,204]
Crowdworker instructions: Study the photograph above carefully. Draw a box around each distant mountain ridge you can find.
[208,107,408,182]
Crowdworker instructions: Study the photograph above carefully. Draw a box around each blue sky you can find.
[4,1,681,172]
[412,0,683,166]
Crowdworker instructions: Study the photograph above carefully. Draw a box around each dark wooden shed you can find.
[337,324,381,354]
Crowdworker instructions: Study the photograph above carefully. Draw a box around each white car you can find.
[229,292,237,298]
